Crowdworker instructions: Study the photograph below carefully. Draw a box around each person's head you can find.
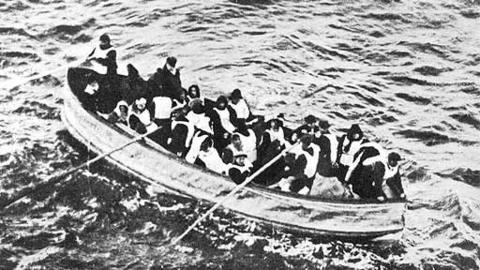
[178,90,186,102]
[188,85,200,99]
[230,89,242,105]
[347,124,363,141]
[116,101,129,117]
[233,154,247,166]
[99,34,110,46]
[200,137,213,152]
[135,98,147,111]
[216,96,228,110]
[318,119,330,132]
[300,134,313,150]
[304,115,317,128]
[190,99,204,114]
[387,152,401,167]
[166,56,177,68]
[268,119,281,131]
[231,134,242,148]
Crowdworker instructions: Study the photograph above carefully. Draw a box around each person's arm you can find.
[229,168,249,184]
[293,154,308,179]
[227,106,239,127]
[169,124,188,156]
[129,115,146,134]
[211,111,228,138]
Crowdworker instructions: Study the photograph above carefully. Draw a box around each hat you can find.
[304,114,317,124]
[318,119,330,130]
[388,152,401,162]
[216,95,228,105]
[166,56,177,67]
[230,89,242,99]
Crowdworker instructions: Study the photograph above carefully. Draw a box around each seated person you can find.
[128,97,157,134]
[186,100,213,134]
[222,134,245,164]
[210,96,237,151]
[227,154,253,184]
[107,100,129,125]
[168,108,195,157]
[192,137,229,175]
[233,121,257,164]
[228,89,254,125]
[271,135,320,195]
[172,90,188,112]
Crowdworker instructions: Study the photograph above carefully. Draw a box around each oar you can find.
[172,142,300,245]
[0,127,160,211]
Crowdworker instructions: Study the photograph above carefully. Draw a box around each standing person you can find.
[290,115,319,143]
[162,56,183,102]
[314,120,339,177]
[87,34,117,77]
[336,124,367,182]
[150,95,173,146]
[211,96,237,151]
[228,89,253,125]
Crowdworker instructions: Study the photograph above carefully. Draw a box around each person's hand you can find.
[176,152,182,157]
[377,196,385,202]
[332,162,339,169]
[223,133,229,139]
[400,193,406,199]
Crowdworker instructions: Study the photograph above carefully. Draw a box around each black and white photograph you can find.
[0,0,479,269]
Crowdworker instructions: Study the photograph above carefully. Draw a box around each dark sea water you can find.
[1,0,480,269]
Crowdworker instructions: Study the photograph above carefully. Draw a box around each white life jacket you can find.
[185,132,209,164]
[89,44,115,74]
[265,128,286,146]
[186,111,213,134]
[225,143,246,160]
[152,96,173,120]
[339,137,364,166]
[229,99,250,119]
[289,144,320,179]
[214,108,236,134]
[171,120,196,148]
[236,129,257,162]
[198,148,229,175]
[128,107,158,133]
[323,133,338,164]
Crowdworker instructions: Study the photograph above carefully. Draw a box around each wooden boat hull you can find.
[61,68,406,241]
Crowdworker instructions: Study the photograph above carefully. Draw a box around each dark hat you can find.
[230,89,242,99]
[318,119,330,130]
[304,114,317,124]
[100,33,110,43]
[166,56,177,67]
[347,124,363,139]
[388,152,402,162]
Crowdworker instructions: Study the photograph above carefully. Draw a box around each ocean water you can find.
[1,0,479,269]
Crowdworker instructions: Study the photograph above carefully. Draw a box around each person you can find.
[167,108,196,157]
[273,134,320,195]
[128,97,157,134]
[228,89,254,125]
[186,100,213,134]
[226,154,253,184]
[123,63,148,104]
[336,124,367,181]
[107,100,129,125]
[86,34,117,76]
[290,115,319,143]
[187,84,203,106]
[150,95,173,146]
[210,96,237,151]
[346,144,405,201]
[146,56,182,102]
[194,137,229,174]
[185,130,211,164]
[313,120,339,177]
[232,121,257,163]
[172,89,188,112]
[222,134,246,164]
[81,74,119,114]
[258,117,288,152]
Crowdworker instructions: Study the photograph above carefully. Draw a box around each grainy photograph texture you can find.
[0,0,479,269]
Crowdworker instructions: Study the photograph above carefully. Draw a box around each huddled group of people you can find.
[81,34,406,202]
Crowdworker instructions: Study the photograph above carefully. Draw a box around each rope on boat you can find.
[172,142,300,245]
